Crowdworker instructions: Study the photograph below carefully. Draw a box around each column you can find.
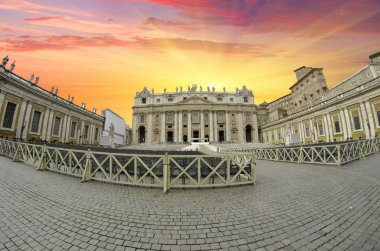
[178,111,183,143]
[65,116,71,142]
[343,108,352,139]
[61,115,68,143]
[16,101,27,138]
[161,112,166,143]
[0,92,4,109]
[226,112,230,142]
[238,113,244,143]
[200,110,204,142]
[46,110,55,142]
[147,112,153,143]
[188,111,192,142]
[132,114,138,144]
[41,109,50,141]
[209,111,214,143]
[365,100,376,138]
[21,103,33,140]
[253,114,259,142]
[299,121,304,143]
[309,119,316,143]
[360,102,370,139]
[174,111,178,143]
[339,110,348,140]
[323,115,330,142]
[214,112,218,142]
[326,114,334,141]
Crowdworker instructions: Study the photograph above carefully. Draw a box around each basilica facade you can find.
[132,85,259,144]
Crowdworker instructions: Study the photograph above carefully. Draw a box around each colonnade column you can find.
[174,112,178,143]
[326,114,334,141]
[178,111,183,143]
[46,111,55,142]
[61,115,68,143]
[339,110,348,140]
[238,113,244,143]
[252,114,258,142]
[65,116,71,142]
[323,115,330,142]
[214,112,218,142]
[343,108,352,139]
[226,112,230,142]
[360,102,370,139]
[209,111,214,142]
[16,100,27,138]
[160,112,165,143]
[41,109,50,141]
[132,114,138,144]
[364,100,376,137]
[187,111,192,142]
[200,110,204,142]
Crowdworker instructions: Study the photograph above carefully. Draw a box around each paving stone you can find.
[0,156,379,251]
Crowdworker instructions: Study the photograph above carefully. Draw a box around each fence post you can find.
[12,140,23,162]
[275,147,279,162]
[163,152,170,193]
[337,145,341,166]
[37,144,47,171]
[251,153,256,185]
[298,145,304,164]
[81,149,92,182]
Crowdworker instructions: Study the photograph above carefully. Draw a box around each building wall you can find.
[100,109,126,146]
[260,52,380,145]
[132,85,258,144]
[0,66,103,144]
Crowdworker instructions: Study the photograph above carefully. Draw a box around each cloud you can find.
[0,35,129,51]
[141,17,195,31]
[138,0,380,35]
[0,34,278,56]
[24,16,63,22]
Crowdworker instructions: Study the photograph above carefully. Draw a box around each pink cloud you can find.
[24,16,63,22]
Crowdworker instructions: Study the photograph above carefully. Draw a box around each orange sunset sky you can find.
[1,0,380,124]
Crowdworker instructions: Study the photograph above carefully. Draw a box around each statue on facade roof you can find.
[34,76,39,85]
[176,87,178,93]
[180,86,182,92]
[9,61,15,72]
[188,86,190,91]
[223,87,226,92]
[236,87,239,93]
[71,96,74,103]
[207,86,210,92]
[50,85,55,93]
[29,73,35,83]
[54,87,58,95]
[200,86,203,92]
[68,94,71,101]
[212,86,215,92]
[164,87,166,93]
[191,84,197,91]
[2,55,9,67]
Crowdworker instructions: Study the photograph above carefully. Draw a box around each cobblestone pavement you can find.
[0,155,379,251]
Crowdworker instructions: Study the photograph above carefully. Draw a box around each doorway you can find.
[192,130,199,142]
[138,126,145,143]
[167,131,173,142]
[245,125,253,143]
[218,131,225,142]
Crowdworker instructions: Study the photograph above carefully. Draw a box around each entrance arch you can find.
[167,131,173,142]
[183,135,188,143]
[245,125,253,143]
[138,126,146,143]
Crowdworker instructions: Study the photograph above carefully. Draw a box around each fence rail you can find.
[0,139,256,193]
[220,138,380,166]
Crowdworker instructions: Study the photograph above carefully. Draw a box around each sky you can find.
[0,0,379,125]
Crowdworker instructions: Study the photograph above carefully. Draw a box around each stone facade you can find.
[261,52,380,144]
[0,60,104,144]
[132,85,258,144]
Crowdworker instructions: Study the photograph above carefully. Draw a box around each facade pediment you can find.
[177,95,214,105]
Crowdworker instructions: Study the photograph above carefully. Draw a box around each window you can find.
[204,97,207,100]
[377,110,380,126]
[141,98,146,104]
[334,121,341,133]
[244,97,248,103]
[140,115,145,123]
[167,113,173,123]
[192,112,199,123]
[70,122,77,138]
[353,116,361,130]
[305,127,310,137]
[155,114,160,124]
[30,111,42,133]
[95,128,99,141]
[230,98,233,102]
[84,125,89,139]
[183,97,187,100]
[245,113,251,122]
[52,117,61,136]
[217,97,222,101]
[168,98,173,102]
[2,102,17,129]
[318,124,324,136]
[156,99,160,103]
[366,71,372,77]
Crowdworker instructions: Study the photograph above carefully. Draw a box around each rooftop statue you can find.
[34,76,39,85]
[176,87,178,93]
[9,61,15,72]
[191,84,197,91]
[50,85,55,93]
[29,73,35,82]
[180,86,182,92]
[223,87,226,92]
[2,55,9,67]
[54,87,58,95]
[200,86,203,92]
[207,86,210,92]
